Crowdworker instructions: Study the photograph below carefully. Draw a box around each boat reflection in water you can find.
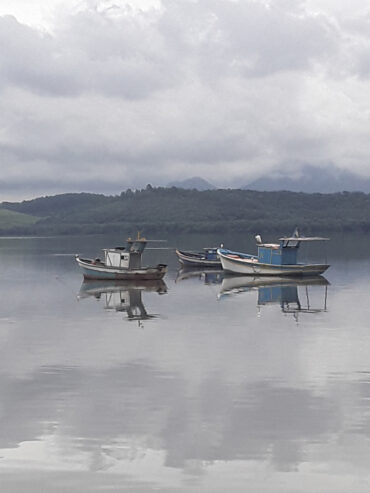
[176,267,224,285]
[219,275,329,320]
[78,280,167,325]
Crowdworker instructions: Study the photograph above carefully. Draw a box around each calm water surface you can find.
[0,233,370,492]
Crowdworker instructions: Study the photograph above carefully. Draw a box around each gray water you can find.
[0,233,370,492]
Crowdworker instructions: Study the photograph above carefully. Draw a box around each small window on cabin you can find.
[287,240,299,248]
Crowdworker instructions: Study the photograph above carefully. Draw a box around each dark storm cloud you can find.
[0,0,369,199]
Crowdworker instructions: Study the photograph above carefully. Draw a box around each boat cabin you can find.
[256,233,329,266]
[103,235,148,270]
[203,248,219,260]
[257,241,299,266]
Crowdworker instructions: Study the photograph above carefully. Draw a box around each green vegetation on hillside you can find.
[0,187,370,236]
[0,208,39,230]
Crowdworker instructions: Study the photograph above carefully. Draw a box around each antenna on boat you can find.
[127,231,147,242]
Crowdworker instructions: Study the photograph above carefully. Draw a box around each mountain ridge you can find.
[167,177,216,190]
[244,165,370,193]
[1,187,370,236]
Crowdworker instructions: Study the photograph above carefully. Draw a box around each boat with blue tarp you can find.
[217,229,329,277]
[76,233,167,281]
[175,247,221,267]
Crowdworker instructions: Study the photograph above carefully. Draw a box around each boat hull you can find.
[218,249,329,277]
[76,257,167,280]
[175,249,221,267]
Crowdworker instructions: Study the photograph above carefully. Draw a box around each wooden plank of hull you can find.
[219,253,329,277]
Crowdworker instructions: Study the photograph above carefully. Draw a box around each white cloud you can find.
[0,0,160,30]
[0,0,370,199]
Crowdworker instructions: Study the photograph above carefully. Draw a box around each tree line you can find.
[1,186,370,236]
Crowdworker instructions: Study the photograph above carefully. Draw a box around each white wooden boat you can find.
[76,233,167,281]
[217,231,329,277]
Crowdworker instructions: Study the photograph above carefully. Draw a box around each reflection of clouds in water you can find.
[0,363,370,490]
[1,239,370,491]
[162,376,339,471]
[0,469,172,493]
[0,362,342,474]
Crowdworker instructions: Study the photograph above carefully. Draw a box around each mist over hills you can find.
[166,166,370,193]
[244,165,370,193]
[167,177,216,190]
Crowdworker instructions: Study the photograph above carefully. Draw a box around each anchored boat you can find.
[217,230,330,277]
[175,247,221,267]
[75,233,167,281]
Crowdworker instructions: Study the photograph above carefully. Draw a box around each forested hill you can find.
[1,187,370,235]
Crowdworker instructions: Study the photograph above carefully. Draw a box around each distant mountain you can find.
[167,177,216,190]
[244,165,370,193]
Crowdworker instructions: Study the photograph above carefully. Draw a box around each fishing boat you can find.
[75,233,167,281]
[175,247,221,267]
[217,230,330,277]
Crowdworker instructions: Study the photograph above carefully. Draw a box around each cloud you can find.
[0,0,369,199]
[0,10,177,98]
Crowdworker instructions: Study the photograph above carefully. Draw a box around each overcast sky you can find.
[1,0,370,200]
